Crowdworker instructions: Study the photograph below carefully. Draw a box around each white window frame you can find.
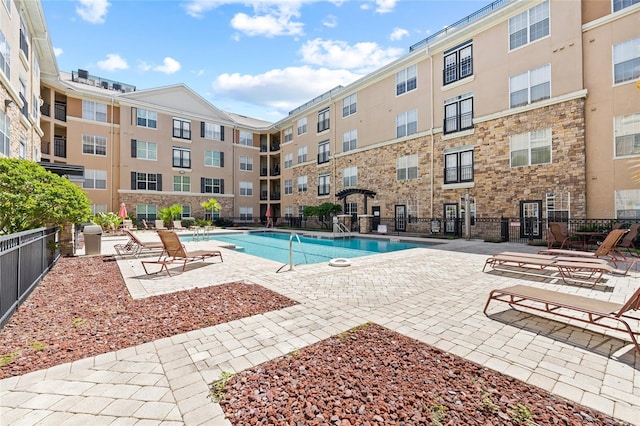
[297,175,308,193]
[0,29,10,80]
[284,179,293,195]
[297,117,307,135]
[343,166,358,187]
[83,169,107,190]
[510,128,552,167]
[284,153,293,169]
[615,189,640,219]
[318,140,330,164]
[173,175,191,192]
[284,126,293,143]
[509,64,550,108]
[239,207,253,221]
[136,204,157,220]
[137,141,157,161]
[239,155,253,171]
[343,129,357,152]
[203,122,223,140]
[297,146,307,164]
[82,135,107,156]
[82,100,107,122]
[137,108,157,129]
[614,113,640,158]
[613,37,640,85]
[0,109,10,156]
[342,94,357,117]
[396,64,417,96]
[396,109,418,138]
[239,130,253,146]
[509,0,549,51]
[239,181,253,196]
[613,0,639,12]
[397,154,418,181]
[205,150,222,167]
[135,172,158,191]
[203,177,223,194]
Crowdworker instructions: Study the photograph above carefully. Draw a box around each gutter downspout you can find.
[429,52,435,218]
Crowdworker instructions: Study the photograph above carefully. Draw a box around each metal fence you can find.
[0,227,59,327]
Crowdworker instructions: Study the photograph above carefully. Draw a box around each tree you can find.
[158,204,183,227]
[201,198,222,217]
[0,158,91,234]
[303,202,342,229]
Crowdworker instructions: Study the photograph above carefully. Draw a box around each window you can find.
[615,113,640,157]
[613,37,640,84]
[136,204,157,220]
[239,207,253,221]
[443,41,473,85]
[137,108,157,129]
[240,181,253,196]
[172,147,191,168]
[205,150,224,167]
[173,175,191,192]
[317,108,330,132]
[343,129,357,152]
[345,202,357,215]
[19,135,25,158]
[342,94,357,117]
[202,122,224,140]
[239,155,253,171]
[134,140,157,160]
[510,128,552,167]
[0,110,9,156]
[0,29,10,79]
[396,109,418,138]
[284,127,293,143]
[397,154,418,181]
[91,204,107,215]
[82,100,107,122]
[284,153,293,168]
[32,93,39,121]
[297,175,308,192]
[318,140,330,164]
[181,205,191,219]
[343,166,357,187]
[201,177,224,194]
[83,169,107,189]
[285,206,294,218]
[444,149,474,184]
[318,173,330,196]
[284,179,293,195]
[444,94,473,134]
[239,130,253,146]
[615,189,640,219]
[18,78,27,118]
[297,117,307,135]
[509,0,549,50]
[82,135,107,156]
[396,64,417,95]
[510,64,550,108]
[297,146,307,163]
[613,0,639,12]
[19,13,29,59]
[173,118,191,140]
[134,172,160,191]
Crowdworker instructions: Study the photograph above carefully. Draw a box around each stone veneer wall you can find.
[283,98,586,236]
[118,193,234,219]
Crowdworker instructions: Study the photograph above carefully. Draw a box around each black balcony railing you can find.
[270,192,281,200]
[40,102,51,117]
[260,191,268,201]
[54,102,67,122]
[260,167,268,176]
[41,141,50,155]
[54,137,67,158]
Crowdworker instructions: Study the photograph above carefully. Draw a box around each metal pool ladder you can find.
[276,233,308,273]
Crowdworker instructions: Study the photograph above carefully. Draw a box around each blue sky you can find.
[42,0,490,121]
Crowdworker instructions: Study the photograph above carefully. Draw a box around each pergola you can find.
[336,188,377,213]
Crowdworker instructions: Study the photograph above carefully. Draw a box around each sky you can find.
[41,0,491,122]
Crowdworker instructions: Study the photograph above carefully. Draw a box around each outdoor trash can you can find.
[83,225,102,255]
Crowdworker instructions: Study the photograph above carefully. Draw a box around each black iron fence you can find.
[0,227,59,327]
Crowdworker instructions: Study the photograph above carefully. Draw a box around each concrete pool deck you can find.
[1,230,639,425]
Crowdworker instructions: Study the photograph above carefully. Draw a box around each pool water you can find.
[186,231,429,265]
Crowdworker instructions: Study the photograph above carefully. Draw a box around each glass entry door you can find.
[520,200,542,239]
[444,203,458,234]
[395,205,406,231]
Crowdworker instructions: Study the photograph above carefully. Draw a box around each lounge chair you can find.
[155,220,166,230]
[142,230,223,276]
[538,228,629,267]
[173,220,186,230]
[547,223,582,250]
[616,224,639,258]
[115,229,164,257]
[484,284,640,355]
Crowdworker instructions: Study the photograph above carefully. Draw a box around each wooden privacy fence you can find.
[0,227,59,327]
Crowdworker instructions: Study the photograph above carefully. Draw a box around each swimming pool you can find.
[184,231,429,265]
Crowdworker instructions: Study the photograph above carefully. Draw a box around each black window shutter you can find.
[221,126,225,141]
[201,177,205,193]
[157,174,162,191]
[131,172,136,190]
[131,139,137,158]
[220,179,224,194]
[220,152,224,167]
[201,122,205,138]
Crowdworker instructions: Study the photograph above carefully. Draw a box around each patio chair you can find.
[547,223,582,250]
[115,229,164,257]
[142,230,223,276]
[173,220,186,230]
[484,284,640,355]
[155,219,167,230]
[616,224,639,257]
[539,228,629,268]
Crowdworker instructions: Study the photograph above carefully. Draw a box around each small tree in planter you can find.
[201,198,222,226]
[158,204,183,228]
[303,203,342,229]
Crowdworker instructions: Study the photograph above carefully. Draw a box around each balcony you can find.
[260,167,268,176]
[54,137,67,158]
[270,165,281,176]
[270,192,281,201]
[270,143,280,152]
[40,103,50,117]
[41,140,50,155]
[260,191,268,201]
[54,102,67,122]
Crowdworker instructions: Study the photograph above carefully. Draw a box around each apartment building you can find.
[272,0,639,236]
[1,0,638,233]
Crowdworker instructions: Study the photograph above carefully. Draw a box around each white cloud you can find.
[53,47,63,57]
[75,0,110,24]
[299,38,403,73]
[153,57,182,74]
[322,14,337,28]
[374,0,398,14]
[390,27,409,41]
[212,66,361,114]
[97,53,128,71]
[231,12,304,37]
